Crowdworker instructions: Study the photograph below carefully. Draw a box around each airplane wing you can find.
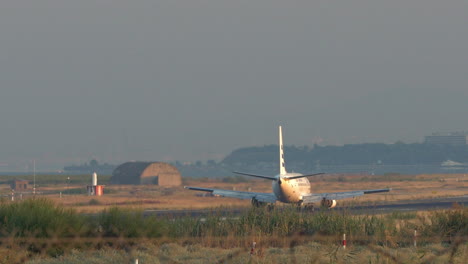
[302,188,391,204]
[185,186,278,203]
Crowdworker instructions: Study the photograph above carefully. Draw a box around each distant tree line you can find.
[175,142,468,177]
[64,143,468,178]
[63,159,116,174]
[222,143,468,167]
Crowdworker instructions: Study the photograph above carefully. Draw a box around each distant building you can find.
[11,180,28,191]
[111,162,182,186]
[424,132,468,146]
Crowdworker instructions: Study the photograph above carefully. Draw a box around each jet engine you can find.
[320,198,337,208]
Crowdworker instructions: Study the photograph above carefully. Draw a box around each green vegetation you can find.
[98,207,166,238]
[2,198,468,263]
[2,199,468,240]
[0,198,87,238]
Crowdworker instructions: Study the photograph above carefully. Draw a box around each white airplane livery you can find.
[185,126,391,209]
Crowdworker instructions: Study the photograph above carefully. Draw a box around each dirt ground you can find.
[3,173,468,213]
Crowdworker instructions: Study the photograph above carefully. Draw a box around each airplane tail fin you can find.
[279,126,287,176]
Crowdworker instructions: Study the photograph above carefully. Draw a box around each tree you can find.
[89,159,99,167]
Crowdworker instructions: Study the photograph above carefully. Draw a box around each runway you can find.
[144,195,468,218]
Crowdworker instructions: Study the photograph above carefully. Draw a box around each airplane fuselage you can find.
[272,173,311,203]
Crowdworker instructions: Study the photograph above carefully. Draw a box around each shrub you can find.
[97,207,167,238]
[427,208,468,237]
[0,198,87,238]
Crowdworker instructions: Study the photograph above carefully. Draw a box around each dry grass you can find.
[19,239,468,264]
[2,173,468,213]
[2,195,468,263]
[2,173,468,263]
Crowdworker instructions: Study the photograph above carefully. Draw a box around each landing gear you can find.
[251,198,274,211]
[251,198,266,208]
[304,204,315,212]
[296,202,314,212]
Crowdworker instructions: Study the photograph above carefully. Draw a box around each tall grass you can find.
[426,209,468,237]
[3,198,467,242]
[4,198,468,262]
[98,207,166,238]
[0,198,87,238]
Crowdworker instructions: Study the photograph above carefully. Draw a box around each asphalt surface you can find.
[143,195,468,218]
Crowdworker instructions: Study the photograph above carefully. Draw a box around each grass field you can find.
[17,240,468,264]
[1,173,468,263]
[2,173,467,212]
[0,198,468,263]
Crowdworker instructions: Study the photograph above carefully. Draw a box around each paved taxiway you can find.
[144,195,468,218]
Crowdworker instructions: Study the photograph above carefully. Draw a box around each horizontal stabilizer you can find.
[232,171,277,180]
[283,173,325,180]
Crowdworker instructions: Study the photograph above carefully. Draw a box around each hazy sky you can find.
[1,1,467,171]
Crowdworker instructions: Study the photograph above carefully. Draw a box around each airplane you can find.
[185,126,391,209]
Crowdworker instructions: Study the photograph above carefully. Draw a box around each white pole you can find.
[250,241,256,255]
[92,172,97,186]
[33,160,36,195]
[342,233,347,249]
